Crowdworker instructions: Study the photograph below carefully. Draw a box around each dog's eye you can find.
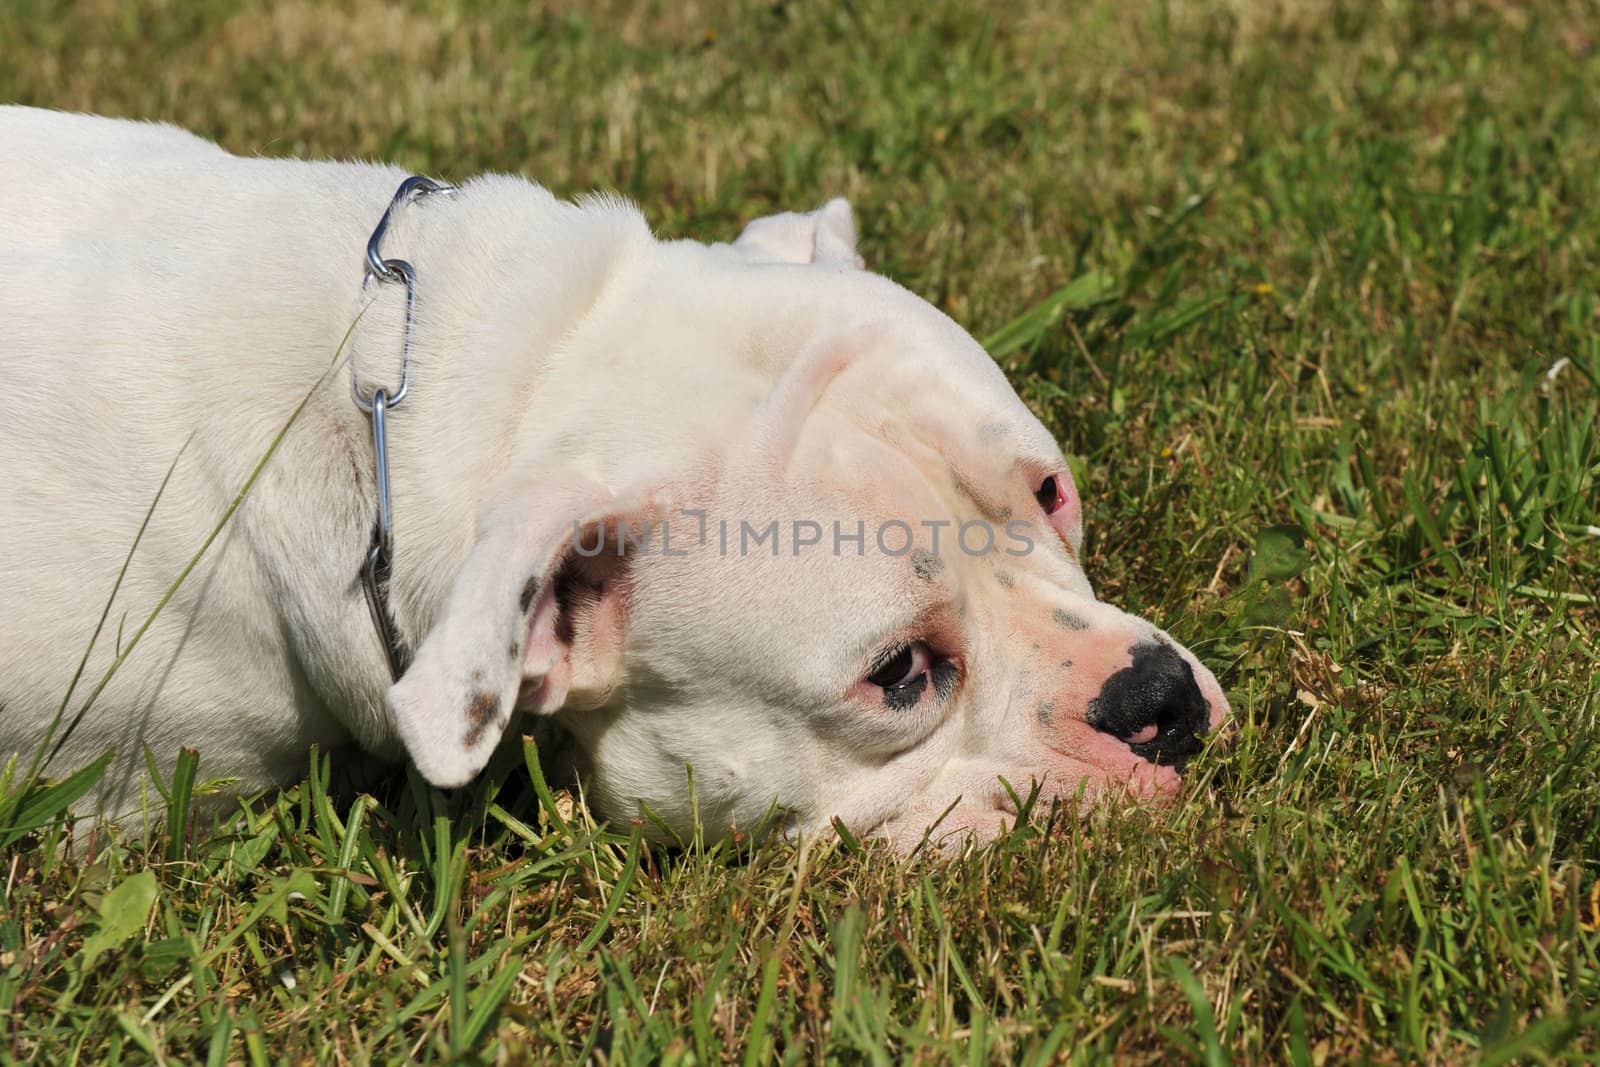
[1035,475,1065,515]
[867,643,925,688]
[868,639,935,685]
[864,642,957,710]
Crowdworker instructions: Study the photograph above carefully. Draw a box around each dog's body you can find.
[1,107,1226,848]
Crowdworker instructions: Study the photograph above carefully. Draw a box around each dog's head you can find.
[388,199,1228,851]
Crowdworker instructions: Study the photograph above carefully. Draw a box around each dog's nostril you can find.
[1086,641,1209,770]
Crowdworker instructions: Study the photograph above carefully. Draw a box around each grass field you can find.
[4,0,1600,1061]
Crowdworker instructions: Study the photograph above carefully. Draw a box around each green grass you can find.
[3,0,1599,1061]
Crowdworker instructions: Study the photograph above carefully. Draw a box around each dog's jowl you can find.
[0,106,1228,849]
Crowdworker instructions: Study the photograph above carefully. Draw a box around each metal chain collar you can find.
[355,175,455,681]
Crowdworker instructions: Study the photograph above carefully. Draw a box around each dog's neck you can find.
[345,178,654,650]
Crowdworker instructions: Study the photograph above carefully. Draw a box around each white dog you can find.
[0,107,1228,849]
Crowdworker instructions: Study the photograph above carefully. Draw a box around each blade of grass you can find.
[577,825,643,953]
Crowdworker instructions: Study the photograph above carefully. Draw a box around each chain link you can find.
[351,174,454,413]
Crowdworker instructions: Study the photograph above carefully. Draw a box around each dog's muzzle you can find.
[1087,641,1211,770]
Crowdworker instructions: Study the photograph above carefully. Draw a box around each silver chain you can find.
[355,174,454,680]
[352,174,453,411]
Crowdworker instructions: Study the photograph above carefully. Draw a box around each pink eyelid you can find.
[1045,477,1066,514]
[1040,469,1077,515]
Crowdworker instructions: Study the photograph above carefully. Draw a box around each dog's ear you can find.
[387,479,642,788]
[733,198,863,269]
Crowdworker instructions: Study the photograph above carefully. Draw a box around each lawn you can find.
[2,0,1598,1061]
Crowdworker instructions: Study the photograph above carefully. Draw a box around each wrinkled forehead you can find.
[783,320,1066,517]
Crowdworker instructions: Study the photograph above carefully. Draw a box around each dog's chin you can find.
[852,760,1187,856]
[866,804,1019,856]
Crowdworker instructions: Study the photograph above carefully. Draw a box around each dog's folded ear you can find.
[733,198,864,269]
[386,478,643,789]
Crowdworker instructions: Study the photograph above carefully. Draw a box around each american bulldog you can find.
[0,107,1227,850]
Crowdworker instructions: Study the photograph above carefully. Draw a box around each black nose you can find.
[1087,641,1210,770]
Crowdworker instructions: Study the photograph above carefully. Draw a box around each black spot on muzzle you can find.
[1087,641,1209,770]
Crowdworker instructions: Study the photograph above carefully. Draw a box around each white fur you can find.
[0,107,1229,847]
